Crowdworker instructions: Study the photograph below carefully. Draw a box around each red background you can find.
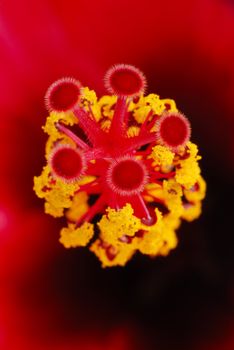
[0,0,234,349]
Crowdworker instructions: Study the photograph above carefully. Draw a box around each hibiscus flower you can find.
[0,0,234,349]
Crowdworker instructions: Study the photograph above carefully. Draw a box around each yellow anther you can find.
[60,222,94,248]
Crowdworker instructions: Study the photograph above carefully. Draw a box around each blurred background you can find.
[0,0,234,349]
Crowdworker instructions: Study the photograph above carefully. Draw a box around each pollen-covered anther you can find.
[45,77,82,112]
[106,156,148,196]
[48,145,86,182]
[104,64,146,97]
[156,112,191,151]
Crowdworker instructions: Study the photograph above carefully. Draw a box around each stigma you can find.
[34,64,206,267]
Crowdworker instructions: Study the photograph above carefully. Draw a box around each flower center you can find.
[49,146,85,181]
[34,62,207,268]
[45,78,81,112]
[107,157,148,196]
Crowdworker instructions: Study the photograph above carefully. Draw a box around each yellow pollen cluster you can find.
[98,204,142,242]
[34,165,80,217]
[175,142,201,189]
[151,145,175,167]
[60,222,94,248]
[129,94,177,124]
